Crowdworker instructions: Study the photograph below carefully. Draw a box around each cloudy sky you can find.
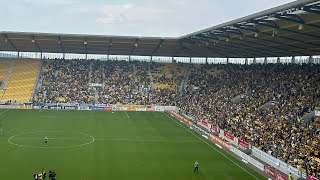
[0,0,295,37]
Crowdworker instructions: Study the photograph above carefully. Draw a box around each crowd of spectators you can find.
[37,59,93,104]
[179,63,320,178]
[149,62,186,105]
[36,59,320,177]
[150,62,184,89]
[37,59,177,105]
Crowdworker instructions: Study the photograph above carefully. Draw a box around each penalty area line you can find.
[163,112,261,180]
[124,111,130,119]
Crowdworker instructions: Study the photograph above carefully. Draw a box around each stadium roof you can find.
[1,0,320,58]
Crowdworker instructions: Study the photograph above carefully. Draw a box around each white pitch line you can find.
[94,138,200,143]
[124,111,130,118]
[0,137,200,143]
[163,113,261,180]
[0,109,10,115]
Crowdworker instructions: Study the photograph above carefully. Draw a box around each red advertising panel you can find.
[209,134,230,149]
[103,106,112,111]
[171,112,193,126]
[201,120,208,127]
[146,108,155,112]
[264,166,288,180]
[224,132,235,141]
[238,139,249,149]
[127,107,136,111]
[307,176,319,180]
[196,117,201,122]
[210,124,217,132]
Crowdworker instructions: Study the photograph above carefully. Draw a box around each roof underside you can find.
[1,0,320,58]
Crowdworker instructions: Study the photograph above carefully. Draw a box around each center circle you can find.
[8,131,95,149]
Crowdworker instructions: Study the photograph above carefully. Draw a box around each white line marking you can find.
[124,111,130,118]
[163,113,261,180]
[3,128,16,135]
[215,143,222,149]
[2,137,199,143]
[7,131,95,149]
[0,109,10,115]
[94,138,199,143]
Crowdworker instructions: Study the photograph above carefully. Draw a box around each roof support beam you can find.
[275,15,320,28]
[250,20,279,29]
[223,38,288,57]
[188,38,255,57]
[84,38,88,55]
[32,35,42,52]
[245,21,320,48]
[195,44,227,57]
[192,37,249,56]
[151,39,164,55]
[223,30,298,56]
[303,6,320,14]
[58,36,65,54]
[2,34,19,52]
[107,38,112,55]
[179,41,204,57]
[275,15,304,24]
[230,25,318,55]
[130,39,139,55]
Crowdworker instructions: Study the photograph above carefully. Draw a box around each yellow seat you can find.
[0,59,12,81]
[1,59,40,102]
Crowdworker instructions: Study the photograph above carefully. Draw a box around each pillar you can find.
[291,56,295,64]
[253,58,257,64]
[308,56,314,64]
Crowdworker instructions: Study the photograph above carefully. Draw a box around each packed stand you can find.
[37,59,92,104]
[179,63,320,178]
[149,62,185,105]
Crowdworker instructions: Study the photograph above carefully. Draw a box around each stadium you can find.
[0,0,320,179]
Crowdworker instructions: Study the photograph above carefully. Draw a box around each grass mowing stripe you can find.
[163,112,261,180]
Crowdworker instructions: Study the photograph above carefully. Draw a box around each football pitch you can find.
[0,109,265,180]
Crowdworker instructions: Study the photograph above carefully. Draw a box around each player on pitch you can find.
[194,161,199,173]
[44,136,48,147]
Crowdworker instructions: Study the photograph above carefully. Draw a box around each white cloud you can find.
[96,3,174,25]
[24,0,74,5]
[0,0,297,37]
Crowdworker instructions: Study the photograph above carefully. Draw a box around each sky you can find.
[0,0,296,37]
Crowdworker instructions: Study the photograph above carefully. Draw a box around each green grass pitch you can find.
[0,109,265,180]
